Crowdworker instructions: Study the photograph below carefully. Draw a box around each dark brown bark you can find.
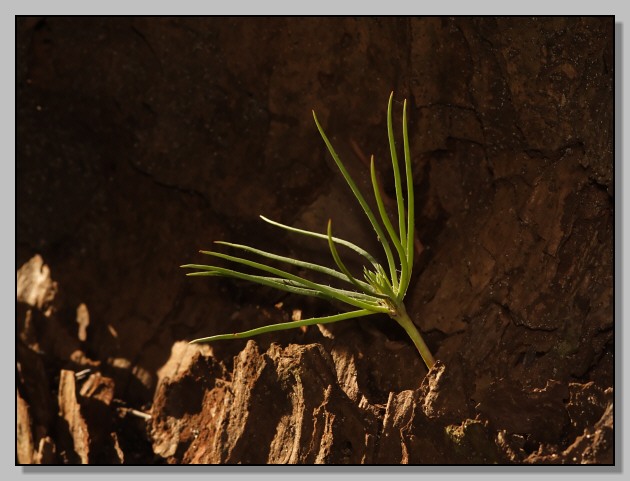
[16,17,613,464]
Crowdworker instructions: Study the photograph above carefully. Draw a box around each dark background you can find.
[16,17,613,464]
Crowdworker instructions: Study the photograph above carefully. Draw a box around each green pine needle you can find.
[182,93,435,370]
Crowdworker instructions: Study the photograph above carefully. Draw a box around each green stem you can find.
[392,303,435,370]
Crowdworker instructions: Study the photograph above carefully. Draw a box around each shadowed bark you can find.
[17,17,613,464]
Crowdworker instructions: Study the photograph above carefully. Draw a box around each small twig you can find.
[119,407,152,421]
[74,368,92,380]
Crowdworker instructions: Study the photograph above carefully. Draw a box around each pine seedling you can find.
[181,93,435,370]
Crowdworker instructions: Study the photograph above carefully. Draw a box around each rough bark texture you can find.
[16,17,613,464]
